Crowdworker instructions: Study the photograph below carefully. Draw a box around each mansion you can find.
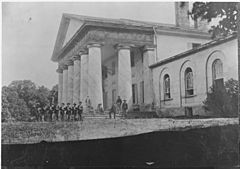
[51,2,238,116]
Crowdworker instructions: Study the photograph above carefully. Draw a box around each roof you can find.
[51,13,210,62]
[149,33,237,69]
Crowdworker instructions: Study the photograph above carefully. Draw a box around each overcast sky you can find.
[3,2,177,88]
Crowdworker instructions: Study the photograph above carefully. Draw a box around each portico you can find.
[53,19,155,110]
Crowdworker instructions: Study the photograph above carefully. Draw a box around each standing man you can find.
[122,100,128,118]
[72,103,77,121]
[116,96,122,114]
[109,103,116,119]
[59,103,65,121]
[49,104,55,122]
[85,96,91,113]
[66,103,71,121]
[78,101,83,121]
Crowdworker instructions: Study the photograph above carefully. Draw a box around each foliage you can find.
[203,79,238,117]
[2,86,30,122]
[189,2,237,38]
[2,80,58,122]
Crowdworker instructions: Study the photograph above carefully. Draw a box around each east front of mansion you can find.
[51,3,238,116]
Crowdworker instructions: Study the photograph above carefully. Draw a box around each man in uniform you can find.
[85,96,91,113]
[65,103,71,121]
[43,105,50,122]
[72,103,77,121]
[49,104,55,122]
[59,103,65,121]
[109,103,116,119]
[116,96,122,114]
[78,101,83,121]
[122,100,128,118]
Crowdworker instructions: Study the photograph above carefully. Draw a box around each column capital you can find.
[79,48,88,55]
[87,42,104,48]
[66,60,74,66]
[71,55,80,61]
[142,44,156,52]
[114,43,135,50]
[56,67,63,73]
[62,65,68,70]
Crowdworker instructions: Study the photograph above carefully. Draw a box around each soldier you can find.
[72,103,77,121]
[78,101,83,121]
[58,103,64,121]
[122,100,128,118]
[55,105,59,121]
[49,104,55,122]
[43,105,50,122]
[116,96,122,114]
[85,96,91,113]
[66,103,71,121]
[109,103,116,119]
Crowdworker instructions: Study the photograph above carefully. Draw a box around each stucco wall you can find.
[152,38,237,116]
[156,34,210,62]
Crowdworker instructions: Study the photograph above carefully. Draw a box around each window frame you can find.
[185,67,194,96]
[163,74,171,100]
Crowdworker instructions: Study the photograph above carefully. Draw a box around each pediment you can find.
[52,15,83,62]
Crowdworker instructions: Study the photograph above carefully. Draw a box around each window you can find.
[112,61,116,75]
[163,74,171,99]
[102,66,108,79]
[132,84,138,104]
[185,67,194,96]
[130,51,135,67]
[192,43,201,49]
[140,81,144,103]
[185,107,193,117]
[212,59,224,90]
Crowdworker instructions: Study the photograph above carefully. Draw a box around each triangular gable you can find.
[51,14,83,62]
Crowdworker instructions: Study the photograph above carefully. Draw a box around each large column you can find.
[56,66,63,105]
[62,65,68,104]
[143,45,156,104]
[80,51,89,103]
[72,55,81,104]
[87,43,103,109]
[116,44,133,106]
[67,60,74,104]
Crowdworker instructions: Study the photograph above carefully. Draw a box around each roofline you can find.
[149,34,237,69]
[51,13,211,62]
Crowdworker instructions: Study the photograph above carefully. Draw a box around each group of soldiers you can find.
[34,95,128,121]
[35,102,83,122]
[109,96,128,119]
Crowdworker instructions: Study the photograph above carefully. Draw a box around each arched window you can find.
[185,67,194,96]
[212,59,224,90]
[163,74,171,99]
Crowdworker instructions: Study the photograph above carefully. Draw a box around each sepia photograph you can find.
[2,1,239,169]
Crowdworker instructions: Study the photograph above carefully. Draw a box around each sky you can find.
[2,2,177,89]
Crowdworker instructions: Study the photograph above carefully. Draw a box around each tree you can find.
[189,2,237,38]
[2,86,31,122]
[203,79,238,117]
[2,80,53,122]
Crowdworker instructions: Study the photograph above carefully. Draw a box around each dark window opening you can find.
[212,59,224,91]
[185,107,193,117]
[185,67,194,96]
[163,74,171,99]
[130,51,135,67]
[140,81,144,103]
[132,84,138,104]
